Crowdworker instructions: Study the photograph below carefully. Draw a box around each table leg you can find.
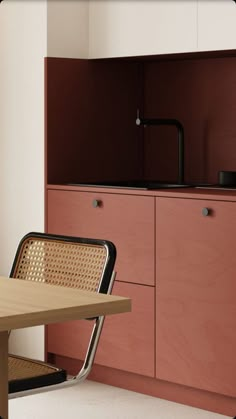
[0,331,8,419]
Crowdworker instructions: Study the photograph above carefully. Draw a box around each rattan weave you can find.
[8,233,116,394]
[9,355,59,380]
[12,238,107,292]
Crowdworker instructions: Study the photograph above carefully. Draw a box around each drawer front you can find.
[47,189,155,286]
[47,281,155,377]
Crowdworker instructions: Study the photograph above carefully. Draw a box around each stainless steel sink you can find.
[69,181,192,190]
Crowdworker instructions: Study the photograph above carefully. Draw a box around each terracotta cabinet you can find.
[47,189,155,286]
[47,280,155,377]
[46,188,155,376]
[155,197,236,397]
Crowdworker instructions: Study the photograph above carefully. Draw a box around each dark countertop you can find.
[46,184,236,202]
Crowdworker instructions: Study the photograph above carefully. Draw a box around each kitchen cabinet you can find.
[47,280,155,377]
[198,0,236,52]
[156,197,236,397]
[47,189,155,286]
[46,187,155,377]
[46,184,236,414]
[88,0,197,58]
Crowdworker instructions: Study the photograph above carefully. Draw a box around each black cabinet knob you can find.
[202,207,210,216]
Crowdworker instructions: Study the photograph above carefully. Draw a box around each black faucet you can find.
[136,116,185,184]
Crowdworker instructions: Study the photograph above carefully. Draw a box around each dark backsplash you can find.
[46,53,236,185]
[144,55,236,184]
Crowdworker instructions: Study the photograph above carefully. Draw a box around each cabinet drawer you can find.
[47,189,155,286]
[47,281,155,377]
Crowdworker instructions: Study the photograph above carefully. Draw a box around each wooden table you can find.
[0,276,131,419]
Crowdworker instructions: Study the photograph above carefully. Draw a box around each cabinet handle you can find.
[202,207,210,216]
[92,199,101,208]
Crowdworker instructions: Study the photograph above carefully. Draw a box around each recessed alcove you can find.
[46,50,236,186]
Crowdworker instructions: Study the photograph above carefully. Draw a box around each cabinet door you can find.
[156,197,236,397]
[198,0,236,51]
[47,189,155,286]
[47,281,155,377]
[89,1,197,58]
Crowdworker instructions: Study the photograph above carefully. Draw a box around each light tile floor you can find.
[9,380,233,419]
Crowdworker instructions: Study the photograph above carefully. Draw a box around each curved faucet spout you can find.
[136,116,185,185]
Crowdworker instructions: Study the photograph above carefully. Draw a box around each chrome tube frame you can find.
[9,271,116,400]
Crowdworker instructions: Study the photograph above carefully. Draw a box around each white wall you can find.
[0,0,47,359]
[0,0,89,360]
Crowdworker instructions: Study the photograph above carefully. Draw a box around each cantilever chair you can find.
[8,232,116,398]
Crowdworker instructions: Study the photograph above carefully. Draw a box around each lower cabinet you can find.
[46,188,155,377]
[156,197,236,397]
[47,187,236,401]
[47,280,155,377]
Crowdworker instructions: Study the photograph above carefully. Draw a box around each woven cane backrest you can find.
[10,234,113,293]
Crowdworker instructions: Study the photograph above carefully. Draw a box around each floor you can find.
[9,380,232,419]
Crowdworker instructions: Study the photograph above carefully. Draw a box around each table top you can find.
[0,276,131,331]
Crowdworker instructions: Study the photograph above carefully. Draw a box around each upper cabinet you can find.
[47,1,89,58]
[198,0,236,52]
[46,1,236,60]
[45,1,236,60]
[88,0,198,58]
